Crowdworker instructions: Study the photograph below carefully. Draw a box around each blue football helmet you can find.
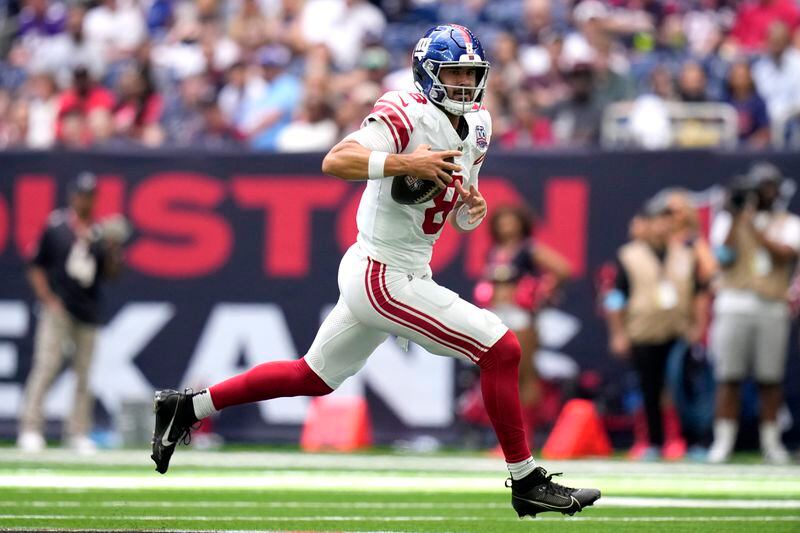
[412,24,490,116]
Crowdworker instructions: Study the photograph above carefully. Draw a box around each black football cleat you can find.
[508,466,601,518]
[150,389,198,474]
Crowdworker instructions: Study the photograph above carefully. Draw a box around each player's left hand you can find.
[454,181,486,224]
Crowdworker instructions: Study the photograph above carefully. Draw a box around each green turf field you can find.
[0,448,798,532]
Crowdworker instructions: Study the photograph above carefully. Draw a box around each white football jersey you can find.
[346,90,491,270]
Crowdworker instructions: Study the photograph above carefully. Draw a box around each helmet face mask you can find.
[413,25,491,116]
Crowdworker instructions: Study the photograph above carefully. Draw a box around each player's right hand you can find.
[406,144,462,189]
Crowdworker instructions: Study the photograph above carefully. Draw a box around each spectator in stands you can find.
[604,195,709,460]
[16,0,65,45]
[649,64,676,101]
[17,172,125,455]
[333,45,391,98]
[55,66,114,147]
[0,42,31,94]
[217,61,265,125]
[498,91,554,149]
[752,21,800,125]
[708,162,799,464]
[25,72,59,149]
[725,61,771,148]
[161,73,210,146]
[145,0,172,39]
[730,0,800,52]
[276,79,337,152]
[677,61,709,103]
[523,29,569,111]
[298,0,386,71]
[58,108,89,148]
[239,44,302,151]
[0,91,28,147]
[199,16,241,88]
[196,96,243,149]
[34,3,104,89]
[334,81,380,136]
[228,0,271,51]
[489,31,525,98]
[83,0,147,67]
[547,52,602,146]
[112,64,163,146]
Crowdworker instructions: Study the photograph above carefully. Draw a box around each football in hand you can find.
[390,156,453,205]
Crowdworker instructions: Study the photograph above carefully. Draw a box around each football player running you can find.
[151,24,600,518]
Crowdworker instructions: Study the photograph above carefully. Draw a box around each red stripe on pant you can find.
[377,262,489,354]
[366,260,480,361]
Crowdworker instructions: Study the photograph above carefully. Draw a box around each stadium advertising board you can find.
[0,150,798,445]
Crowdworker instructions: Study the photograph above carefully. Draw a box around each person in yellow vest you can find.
[605,197,709,460]
[707,162,799,464]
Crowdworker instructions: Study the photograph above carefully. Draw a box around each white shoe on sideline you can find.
[17,431,46,453]
[66,434,97,455]
[762,444,790,465]
[706,440,732,464]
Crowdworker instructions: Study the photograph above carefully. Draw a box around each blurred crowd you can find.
[0,0,798,151]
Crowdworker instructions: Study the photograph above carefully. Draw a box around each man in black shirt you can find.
[17,172,124,454]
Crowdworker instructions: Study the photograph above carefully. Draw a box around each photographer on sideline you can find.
[708,162,799,464]
[17,172,127,454]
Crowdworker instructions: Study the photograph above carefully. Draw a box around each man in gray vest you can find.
[708,162,799,464]
[605,196,709,460]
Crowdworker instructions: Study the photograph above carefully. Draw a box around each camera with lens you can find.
[726,175,757,213]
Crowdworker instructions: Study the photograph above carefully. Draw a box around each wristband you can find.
[455,203,484,230]
[368,151,388,180]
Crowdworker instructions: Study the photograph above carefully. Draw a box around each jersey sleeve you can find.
[344,119,397,153]
[360,91,419,153]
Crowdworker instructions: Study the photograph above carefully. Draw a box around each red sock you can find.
[477,330,530,463]
[209,358,332,410]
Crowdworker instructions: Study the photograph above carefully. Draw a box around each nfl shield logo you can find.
[475,125,488,148]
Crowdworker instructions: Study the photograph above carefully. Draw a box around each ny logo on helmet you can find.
[414,38,432,60]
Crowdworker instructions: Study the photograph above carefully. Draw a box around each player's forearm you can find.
[692,292,710,333]
[104,243,125,279]
[322,141,410,181]
[606,309,626,337]
[27,267,58,304]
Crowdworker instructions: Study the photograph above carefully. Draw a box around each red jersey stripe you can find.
[372,105,410,152]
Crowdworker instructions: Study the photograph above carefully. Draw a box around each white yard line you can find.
[1,449,797,479]
[1,472,799,495]
[1,497,798,509]
[0,514,481,522]
[0,514,798,523]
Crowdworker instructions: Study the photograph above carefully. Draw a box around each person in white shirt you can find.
[708,162,800,464]
[752,21,800,125]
